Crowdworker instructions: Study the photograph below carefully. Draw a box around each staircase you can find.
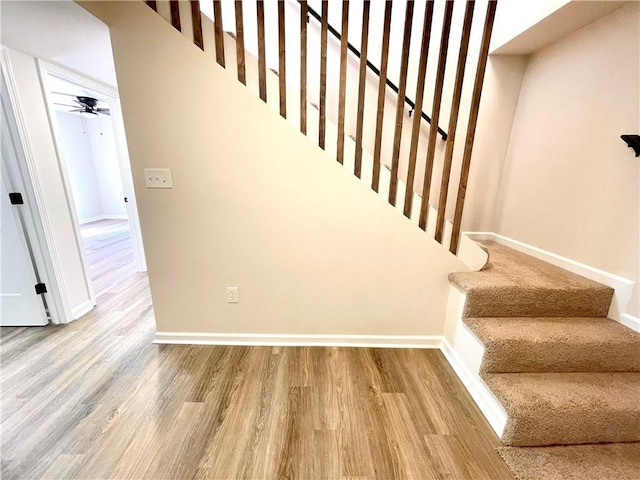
[449,241,640,479]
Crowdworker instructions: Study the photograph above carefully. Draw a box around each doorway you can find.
[42,70,146,305]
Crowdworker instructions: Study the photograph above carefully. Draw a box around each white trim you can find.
[154,332,443,348]
[464,231,636,324]
[0,47,70,324]
[620,313,640,334]
[78,214,128,225]
[440,339,507,437]
[71,299,95,320]
[36,61,97,313]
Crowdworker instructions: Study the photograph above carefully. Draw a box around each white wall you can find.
[79,0,469,336]
[494,3,640,317]
[54,111,102,221]
[4,47,93,316]
[54,110,126,222]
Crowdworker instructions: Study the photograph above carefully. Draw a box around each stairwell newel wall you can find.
[78,0,469,337]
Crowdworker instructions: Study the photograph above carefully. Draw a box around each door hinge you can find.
[124,197,129,203]
[9,192,24,205]
[35,283,47,295]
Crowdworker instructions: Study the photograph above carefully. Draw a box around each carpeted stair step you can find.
[449,241,614,318]
[484,372,640,446]
[497,443,640,480]
[465,317,640,373]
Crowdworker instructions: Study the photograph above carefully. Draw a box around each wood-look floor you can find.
[1,220,513,479]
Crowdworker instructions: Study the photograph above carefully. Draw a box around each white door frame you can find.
[0,48,66,324]
[37,60,148,274]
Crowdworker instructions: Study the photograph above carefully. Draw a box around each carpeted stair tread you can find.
[484,372,640,446]
[497,443,640,480]
[449,241,613,317]
[465,317,640,373]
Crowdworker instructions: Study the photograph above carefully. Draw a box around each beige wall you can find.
[79,1,468,336]
[494,3,640,317]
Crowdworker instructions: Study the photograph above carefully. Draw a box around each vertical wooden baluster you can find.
[371,1,393,192]
[319,1,328,150]
[418,0,454,230]
[170,0,181,31]
[190,1,204,50]
[336,1,350,164]
[450,1,497,254]
[213,1,225,67]
[145,1,158,12]
[257,0,267,101]
[388,1,414,205]
[403,1,434,217]
[278,0,287,118]
[300,1,308,135]
[235,1,246,84]
[435,0,474,243]
[354,0,370,178]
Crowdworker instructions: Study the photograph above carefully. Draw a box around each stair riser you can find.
[463,290,613,318]
[502,411,640,447]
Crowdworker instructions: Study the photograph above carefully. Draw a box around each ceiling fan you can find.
[54,95,111,117]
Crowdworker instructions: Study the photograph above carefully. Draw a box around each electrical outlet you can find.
[144,168,173,188]
[226,287,239,304]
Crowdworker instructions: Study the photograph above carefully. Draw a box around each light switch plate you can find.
[144,168,173,188]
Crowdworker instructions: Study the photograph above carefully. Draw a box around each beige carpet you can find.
[498,443,640,480]
[449,241,614,317]
[451,241,640,479]
[465,316,640,373]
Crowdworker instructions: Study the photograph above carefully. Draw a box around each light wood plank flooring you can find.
[1,220,513,479]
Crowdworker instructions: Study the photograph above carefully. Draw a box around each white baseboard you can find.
[440,339,507,437]
[79,215,128,225]
[465,231,636,326]
[71,299,95,320]
[153,332,443,348]
[620,313,640,333]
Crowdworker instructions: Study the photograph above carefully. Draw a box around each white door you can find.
[0,176,48,326]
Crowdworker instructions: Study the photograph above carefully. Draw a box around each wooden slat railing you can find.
[234,1,246,84]
[371,1,393,193]
[212,0,225,67]
[318,1,328,150]
[435,0,475,243]
[353,0,370,179]
[450,0,498,254]
[300,0,308,135]
[388,1,415,206]
[143,0,499,258]
[336,1,350,165]
[404,1,435,218]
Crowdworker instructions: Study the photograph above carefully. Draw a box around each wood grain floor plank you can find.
[0,220,513,480]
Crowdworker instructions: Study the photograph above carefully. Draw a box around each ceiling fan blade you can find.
[51,91,77,97]
[68,108,85,113]
[96,108,111,116]
[53,102,78,108]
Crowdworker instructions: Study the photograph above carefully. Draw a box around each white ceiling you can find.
[0,0,117,87]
